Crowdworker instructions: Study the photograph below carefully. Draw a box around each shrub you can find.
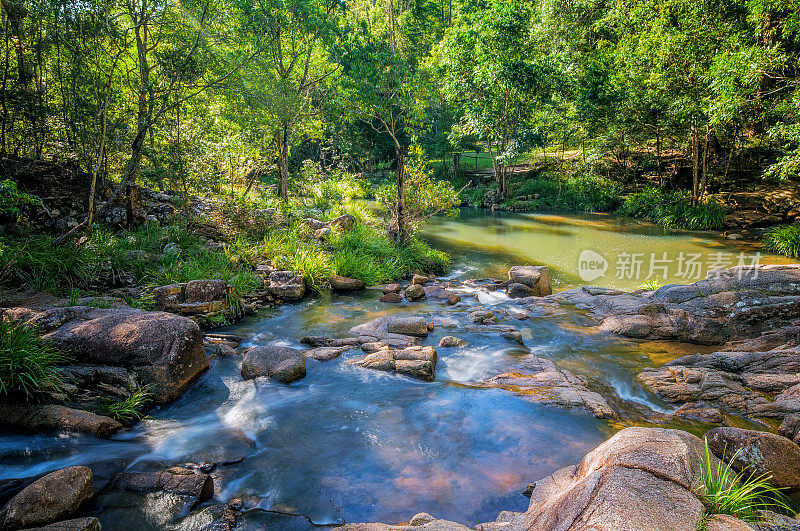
[616,187,725,230]
[0,179,38,221]
[695,438,792,526]
[0,320,66,397]
[763,223,800,258]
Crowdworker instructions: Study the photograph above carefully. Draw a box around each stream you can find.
[1,210,797,529]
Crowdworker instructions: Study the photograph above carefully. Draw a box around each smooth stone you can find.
[439,336,467,348]
[379,293,402,303]
[330,275,366,291]
[4,404,122,438]
[241,345,306,383]
[2,466,93,529]
[386,316,429,337]
[404,284,425,300]
[108,467,213,501]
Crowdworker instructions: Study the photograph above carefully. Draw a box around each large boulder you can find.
[330,275,365,291]
[25,517,101,530]
[705,427,800,490]
[241,345,306,383]
[4,404,122,438]
[2,466,93,529]
[519,428,709,530]
[0,306,208,403]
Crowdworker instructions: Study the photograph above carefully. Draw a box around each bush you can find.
[0,320,66,397]
[616,187,725,230]
[695,438,791,527]
[0,179,38,221]
[763,223,800,258]
[514,172,620,212]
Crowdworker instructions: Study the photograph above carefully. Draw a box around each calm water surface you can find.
[1,210,795,529]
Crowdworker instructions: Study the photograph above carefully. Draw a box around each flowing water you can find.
[1,211,796,529]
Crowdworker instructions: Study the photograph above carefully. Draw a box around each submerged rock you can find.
[348,346,437,381]
[705,427,800,490]
[25,517,101,530]
[468,310,495,324]
[241,345,306,383]
[2,466,93,529]
[379,292,403,303]
[485,355,614,418]
[305,345,353,361]
[438,335,467,348]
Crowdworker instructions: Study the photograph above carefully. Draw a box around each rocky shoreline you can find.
[5,264,800,529]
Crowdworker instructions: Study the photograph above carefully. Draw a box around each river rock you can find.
[507,282,534,298]
[329,213,355,231]
[152,279,235,318]
[486,355,614,418]
[438,336,467,348]
[342,515,469,530]
[705,427,800,490]
[266,270,306,300]
[508,265,552,297]
[412,274,430,285]
[423,285,461,305]
[25,517,101,530]
[383,284,401,294]
[469,310,495,324]
[0,305,207,403]
[2,466,93,529]
[379,292,402,303]
[241,345,306,383]
[518,427,709,530]
[330,275,365,291]
[305,345,352,361]
[4,404,123,438]
[404,284,425,300]
[348,346,437,381]
[540,265,800,344]
[108,466,213,501]
[386,316,429,337]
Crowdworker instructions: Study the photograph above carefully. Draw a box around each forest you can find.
[0,0,798,232]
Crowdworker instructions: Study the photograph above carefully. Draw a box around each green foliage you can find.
[695,438,792,524]
[0,320,66,397]
[295,160,369,212]
[763,223,800,258]
[616,187,725,230]
[639,278,662,290]
[0,180,38,222]
[99,386,152,423]
[514,172,620,212]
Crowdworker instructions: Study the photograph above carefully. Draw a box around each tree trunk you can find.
[279,121,290,202]
[691,126,700,205]
[393,145,407,243]
[700,125,710,200]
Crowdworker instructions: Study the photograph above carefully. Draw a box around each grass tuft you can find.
[616,187,726,230]
[695,437,792,526]
[763,223,800,258]
[0,320,66,397]
[99,385,152,423]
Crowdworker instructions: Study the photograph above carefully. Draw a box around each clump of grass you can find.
[99,386,151,423]
[616,187,726,230]
[0,320,66,397]
[513,172,621,212]
[763,223,800,258]
[639,278,662,290]
[694,438,792,526]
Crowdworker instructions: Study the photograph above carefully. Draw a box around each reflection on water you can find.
[423,209,794,290]
[1,210,795,529]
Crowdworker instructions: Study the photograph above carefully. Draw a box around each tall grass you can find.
[0,320,66,397]
[616,187,726,230]
[763,223,800,258]
[695,438,792,525]
[99,386,151,423]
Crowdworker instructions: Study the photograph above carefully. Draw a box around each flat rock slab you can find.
[348,346,437,381]
[108,466,213,502]
[305,345,353,361]
[485,355,614,418]
[4,404,123,438]
[25,517,101,531]
[0,305,208,403]
[2,466,93,529]
[349,316,428,341]
[241,345,306,383]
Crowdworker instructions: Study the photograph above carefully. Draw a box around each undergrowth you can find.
[0,320,66,397]
[763,223,800,258]
[616,187,726,230]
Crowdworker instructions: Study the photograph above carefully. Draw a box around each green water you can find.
[423,209,794,291]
